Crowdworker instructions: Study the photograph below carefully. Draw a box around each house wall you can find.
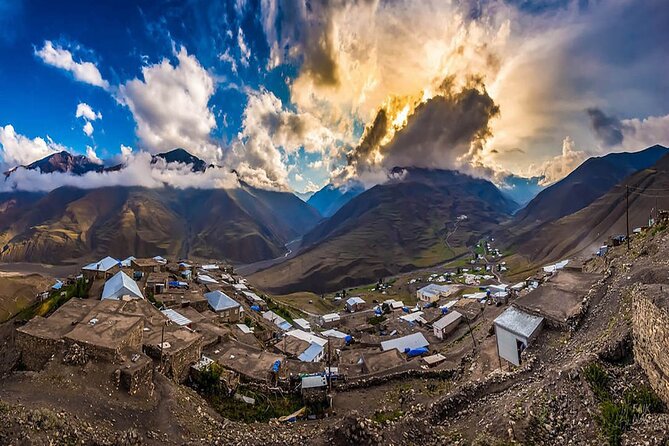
[16,330,62,371]
[218,307,240,323]
[434,319,461,340]
[495,325,528,367]
[632,291,669,404]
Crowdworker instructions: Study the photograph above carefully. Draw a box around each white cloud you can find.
[218,48,238,74]
[225,89,341,190]
[616,114,669,153]
[0,124,64,166]
[85,146,103,164]
[1,151,239,193]
[117,46,221,161]
[35,41,109,89]
[294,173,303,182]
[237,27,251,67]
[75,102,101,121]
[533,136,588,185]
[82,121,94,137]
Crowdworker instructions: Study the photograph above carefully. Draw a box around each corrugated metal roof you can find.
[381,332,429,352]
[162,309,192,326]
[298,343,324,362]
[101,271,144,300]
[83,256,120,272]
[287,329,327,346]
[494,306,544,339]
[205,290,240,311]
[433,311,463,329]
[301,375,327,388]
[321,329,348,339]
[346,296,365,305]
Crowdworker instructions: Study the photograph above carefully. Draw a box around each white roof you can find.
[201,264,219,270]
[400,311,425,323]
[286,329,327,346]
[440,300,459,310]
[418,284,453,296]
[263,311,292,331]
[510,282,525,290]
[121,256,136,267]
[83,256,120,272]
[233,283,248,290]
[197,274,218,284]
[433,311,463,329]
[346,296,365,305]
[321,313,340,322]
[101,271,144,300]
[423,353,446,365]
[381,332,429,352]
[161,309,192,326]
[204,290,240,311]
[301,375,327,389]
[321,329,348,339]
[293,318,311,330]
[488,284,508,292]
[463,292,487,300]
[153,255,167,264]
[494,306,544,339]
[236,323,253,334]
[243,291,264,302]
[543,260,569,273]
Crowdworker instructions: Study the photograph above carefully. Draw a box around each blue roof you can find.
[83,256,120,272]
[101,271,144,300]
[298,343,324,362]
[205,290,240,312]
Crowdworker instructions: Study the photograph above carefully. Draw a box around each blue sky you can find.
[0,0,667,193]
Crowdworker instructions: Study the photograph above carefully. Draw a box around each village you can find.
[9,232,611,427]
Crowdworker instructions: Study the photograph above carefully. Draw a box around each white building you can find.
[320,313,341,327]
[433,310,463,340]
[493,306,544,366]
[286,329,328,362]
[345,296,366,312]
[416,284,454,303]
[293,318,312,331]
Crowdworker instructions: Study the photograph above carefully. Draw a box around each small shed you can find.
[433,310,463,340]
[293,318,312,332]
[204,290,241,322]
[320,313,341,327]
[494,306,544,366]
[381,332,429,353]
[301,375,327,402]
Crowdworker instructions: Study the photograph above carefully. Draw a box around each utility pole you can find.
[626,185,630,251]
[465,314,477,352]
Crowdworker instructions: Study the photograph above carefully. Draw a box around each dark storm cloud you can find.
[380,79,499,170]
[586,108,625,147]
[346,108,387,165]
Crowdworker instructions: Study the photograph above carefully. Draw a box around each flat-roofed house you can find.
[320,313,341,328]
[494,306,544,366]
[131,258,164,274]
[101,271,144,301]
[204,290,241,322]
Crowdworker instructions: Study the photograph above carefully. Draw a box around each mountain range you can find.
[250,168,518,293]
[1,144,667,292]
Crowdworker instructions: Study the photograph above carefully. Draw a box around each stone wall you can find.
[16,330,62,371]
[632,285,669,404]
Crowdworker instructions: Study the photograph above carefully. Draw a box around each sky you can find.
[0,0,667,193]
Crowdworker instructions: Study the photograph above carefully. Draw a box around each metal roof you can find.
[83,256,120,272]
[197,274,218,284]
[287,329,327,346]
[321,313,340,322]
[204,290,240,312]
[346,296,365,305]
[298,343,324,362]
[161,309,192,326]
[101,271,144,300]
[301,375,327,388]
[494,306,544,339]
[418,284,453,296]
[236,323,253,334]
[321,329,348,339]
[433,311,463,329]
[381,332,429,352]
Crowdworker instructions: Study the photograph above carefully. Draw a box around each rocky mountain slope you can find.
[513,144,668,229]
[506,151,669,269]
[251,168,517,293]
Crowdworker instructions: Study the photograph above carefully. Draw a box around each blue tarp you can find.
[271,360,281,373]
[441,307,449,314]
[345,335,352,344]
[404,347,429,357]
[374,308,382,315]
[402,307,410,313]
[52,280,63,290]
[251,305,261,312]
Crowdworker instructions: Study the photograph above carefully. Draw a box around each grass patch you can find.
[583,362,664,445]
[372,409,404,423]
[367,315,387,325]
[15,278,90,321]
